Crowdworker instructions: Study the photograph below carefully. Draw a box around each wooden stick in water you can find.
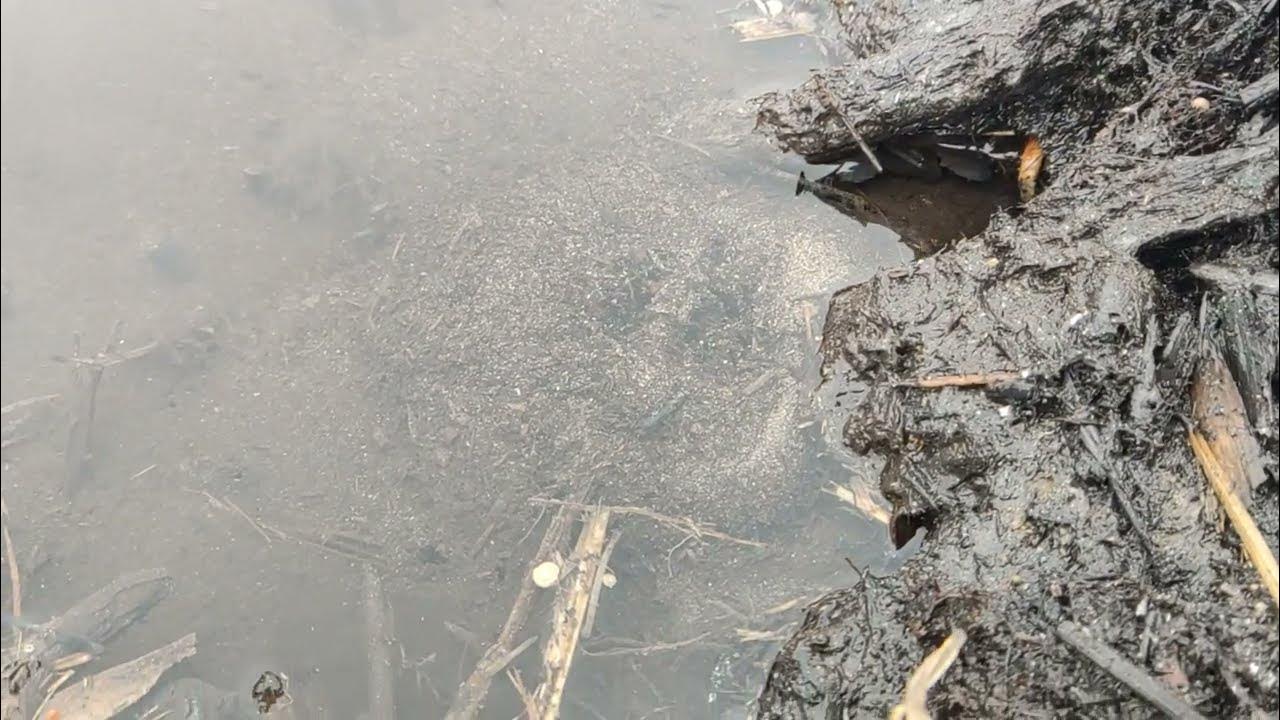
[898,371,1023,389]
[533,509,611,720]
[363,564,396,719]
[0,496,20,617]
[443,498,580,720]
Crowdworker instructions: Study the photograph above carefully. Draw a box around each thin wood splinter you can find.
[533,509,611,720]
[889,629,967,720]
[1,496,20,617]
[898,371,1023,389]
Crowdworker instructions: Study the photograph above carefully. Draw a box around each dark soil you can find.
[754,0,1279,717]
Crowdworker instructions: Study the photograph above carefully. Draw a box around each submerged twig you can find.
[364,564,397,719]
[1,394,61,415]
[889,629,967,720]
[582,632,713,657]
[529,498,765,548]
[188,489,274,545]
[735,627,790,643]
[533,509,611,720]
[897,371,1023,389]
[507,668,539,720]
[444,488,583,720]
[1,496,20,617]
[1055,621,1207,719]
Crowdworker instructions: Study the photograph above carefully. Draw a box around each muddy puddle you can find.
[3,1,912,718]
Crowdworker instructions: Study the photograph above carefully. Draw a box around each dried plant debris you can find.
[755,0,1278,717]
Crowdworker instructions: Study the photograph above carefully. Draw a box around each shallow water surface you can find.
[1,1,907,717]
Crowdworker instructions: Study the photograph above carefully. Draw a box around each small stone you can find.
[1190,96,1211,112]
[601,570,617,589]
[532,561,560,588]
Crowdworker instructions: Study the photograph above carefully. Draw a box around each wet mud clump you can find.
[755,0,1278,717]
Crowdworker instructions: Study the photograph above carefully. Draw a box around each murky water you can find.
[2,1,908,717]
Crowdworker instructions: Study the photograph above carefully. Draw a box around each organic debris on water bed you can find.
[726,1,819,43]
[38,632,197,720]
[754,0,1279,717]
[1,568,181,720]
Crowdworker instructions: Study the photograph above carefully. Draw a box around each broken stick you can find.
[889,629,967,720]
[1191,349,1268,507]
[533,508,611,720]
[897,371,1023,389]
[443,495,581,720]
[363,564,397,719]
[1189,349,1277,604]
[814,78,883,173]
[1188,430,1279,605]
[1055,621,1207,720]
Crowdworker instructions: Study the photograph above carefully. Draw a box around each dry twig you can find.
[889,629,967,720]
[824,482,891,525]
[582,531,622,639]
[507,668,539,720]
[898,371,1023,389]
[1,496,20,617]
[1,394,61,415]
[444,496,580,720]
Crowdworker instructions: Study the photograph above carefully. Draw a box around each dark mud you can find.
[755,0,1279,717]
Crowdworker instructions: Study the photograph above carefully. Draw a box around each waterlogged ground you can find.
[1,1,908,717]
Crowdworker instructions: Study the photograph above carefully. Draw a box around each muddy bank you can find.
[755,0,1278,717]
